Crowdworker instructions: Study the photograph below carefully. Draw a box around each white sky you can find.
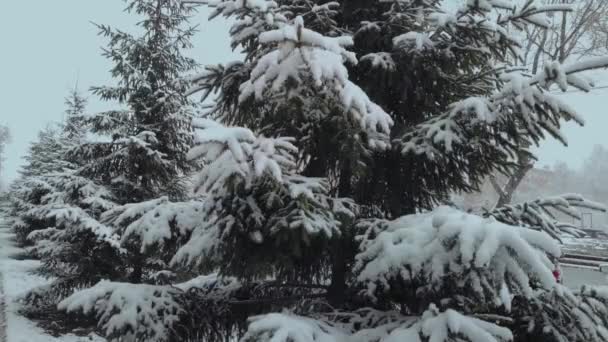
[1,1,607,184]
[531,86,608,169]
[0,1,235,183]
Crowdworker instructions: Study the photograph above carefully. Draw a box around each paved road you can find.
[562,264,608,289]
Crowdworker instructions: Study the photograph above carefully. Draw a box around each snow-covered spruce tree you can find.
[193,0,594,217]
[72,0,198,284]
[60,118,350,341]
[19,171,122,334]
[58,1,608,342]
[62,88,89,144]
[11,90,92,246]
[7,92,123,334]
[0,124,10,187]
[79,0,196,203]
[10,124,74,244]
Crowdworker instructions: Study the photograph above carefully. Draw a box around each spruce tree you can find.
[57,1,608,342]
[0,124,10,186]
[78,0,197,204]
[11,125,73,245]
[62,88,88,144]
[13,5,200,334]
[9,91,122,334]
[68,0,199,285]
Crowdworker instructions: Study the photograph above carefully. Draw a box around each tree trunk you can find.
[328,161,353,307]
[328,236,347,307]
[532,29,549,74]
[129,251,144,283]
[495,9,569,208]
[560,11,568,63]
[493,159,534,208]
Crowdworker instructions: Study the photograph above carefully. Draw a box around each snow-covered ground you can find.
[562,265,608,289]
[561,235,608,288]
[563,235,608,256]
[0,212,104,342]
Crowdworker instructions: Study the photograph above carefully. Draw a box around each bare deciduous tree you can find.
[491,0,608,208]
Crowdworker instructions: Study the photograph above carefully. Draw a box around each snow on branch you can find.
[419,305,512,342]
[187,119,345,225]
[85,110,134,135]
[187,118,297,195]
[383,304,512,342]
[101,197,205,252]
[184,0,282,97]
[418,0,574,57]
[400,57,608,159]
[241,312,347,342]
[241,305,512,342]
[199,0,278,15]
[47,172,116,213]
[171,119,344,277]
[459,0,514,13]
[174,273,241,296]
[239,16,394,150]
[58,281,184,342]
[46,207,122,250]
[488,193,607,241]
[26,228,65,259]
[496,0,574,29]
[526,57,608,90]
[355,207,560,307]
[455,0,572,30]
[194,0,284,49]
[519,286,608,342]
[581,286,608,301]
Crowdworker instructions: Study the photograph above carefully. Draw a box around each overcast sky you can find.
[0,1,234,183]
[1,1,608,184]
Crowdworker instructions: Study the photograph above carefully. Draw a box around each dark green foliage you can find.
[200,0,527,217]
[76,0,197,203]
[11,1,608,341]
[510,287,608,342]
